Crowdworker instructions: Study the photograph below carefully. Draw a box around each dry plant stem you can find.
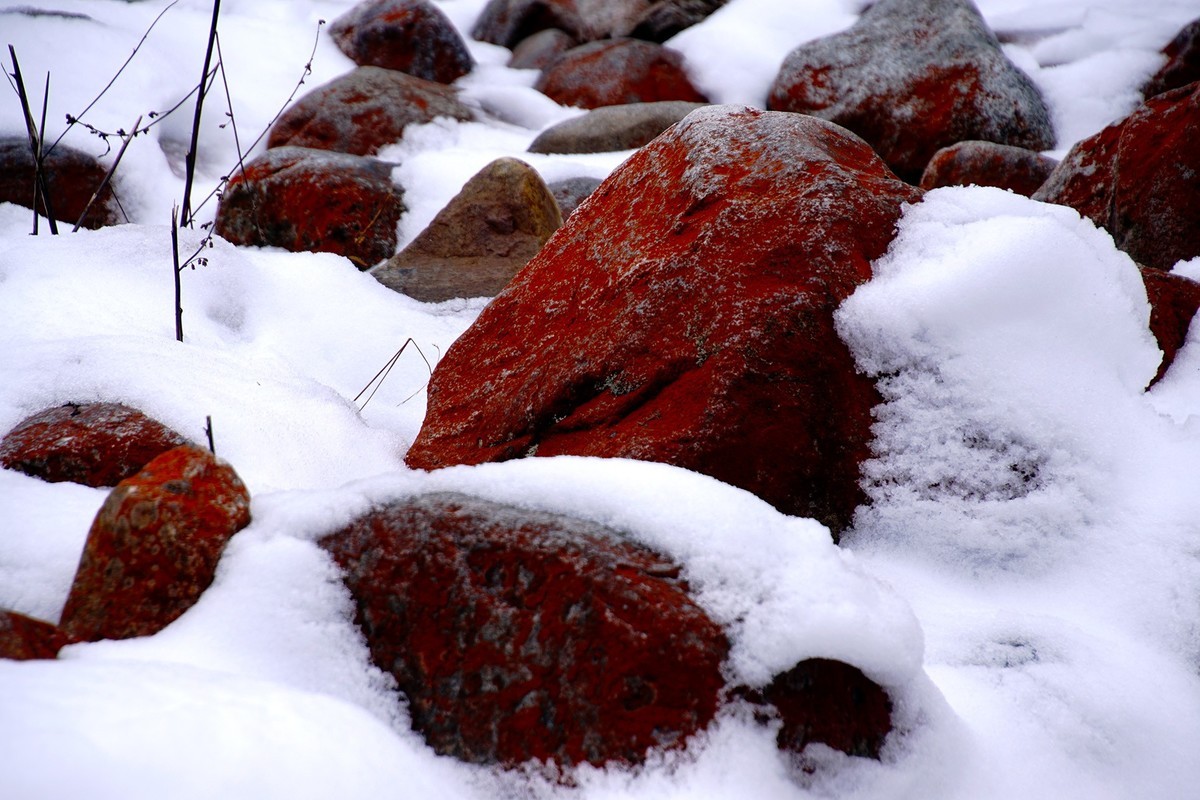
[73,114,141,233]
[7,46,58,234]
[171,208,184,343]
[354,338,435,411]
[179,0,222,228]
[205,415,215,454]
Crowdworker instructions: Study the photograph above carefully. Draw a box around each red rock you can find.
[1033,83,1200,271]
[1140,267,1200,386]
[1143,19,1200,98]
[0,402,189,487]
[214,146,405,268]
[59,445,251,642]
[0,137,121,229]
[761,659,893,760]
[0,610,72,660]
[535,39,708,109]
[329,0,474,84]
[767,0,1054,183]
[405,107,922,536]
[319,492,728,767]
[919,140,1057,196]
[267,66,473,156]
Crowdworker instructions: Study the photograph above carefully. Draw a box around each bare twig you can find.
[171,207,184,342]
[204,415,215,454]
[354,339,435,411]
[179,0,223,228]
[72,114,141,232]
[7,46,57,234]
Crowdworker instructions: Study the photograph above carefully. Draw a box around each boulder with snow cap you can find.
[405,106,923,537]
[59,445,251,642]
[535,39,708,109]
[767,0,1055,183]
[0,402,189,487]
[329,0,474,84]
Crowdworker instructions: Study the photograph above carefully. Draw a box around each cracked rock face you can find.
[405,106,922,537]
[318,492,729,768]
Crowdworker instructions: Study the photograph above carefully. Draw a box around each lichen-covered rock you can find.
[767,0,1054,182]
[214,146,405,268]
[371,157,562,301]
[919,140,1057,196]
[405,106,923,535]
[329,0,474,84]
[629,0,728,42]
[535,39,708,109]
[1033,82,1200,271]
[0,402,189,487]
[0,138,121,229]
[1141,267,1200,386]
[1143,18,1200,98]
[318,492,729,767]
[59,445,251,643]
[473,0,723,46]
[528,100,706,154]
[0,610,72,660]
[267,66,473,156]
[509,27,576,70]
[547,175,602,218]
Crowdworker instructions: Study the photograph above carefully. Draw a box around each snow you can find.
[2,0,1200,798]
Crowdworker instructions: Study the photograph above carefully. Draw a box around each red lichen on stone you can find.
[1140,267,1200,386]
[329,0,474,84]
[920,140,1058,196]
[0,137,122,229]
[1143,19,1200,98]
[319,492,729,768]
[58,445,251,642]
[0,610,72,660]
[535,39,708,109]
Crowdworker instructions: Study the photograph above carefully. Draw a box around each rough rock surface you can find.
[548,175,602,219]
[405,106,923,535]
[1143,18,1200,98]
[371,157,562,301]
[630,0,728,42]
[0,138,121,229]
[473,0,723,46]
[767,0,1054,182]
[1141,267,1200,385]
[509,28,576,70]
[267,66,473,156]
[919,140,1057,196]
[329,0,474,84]
[0,402,189,487]
[0,610,72,660]
[318,492,729,767]
[762,658,893,760]
[528,101,706,154]
[214,146,405,268]
[535,39,708,109]
[59,445,251,643]
[1033,82,1200,271]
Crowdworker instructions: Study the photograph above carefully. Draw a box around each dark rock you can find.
[535,39,708,109]
[473,0,652,47]
[919,140,1058,196]
[548,175,602,218]
[318,492,729,767]
[59,445,251,642]
[0,138,121,229]
[1033,82,1200,271]
[528,100,706,154]
[1143,19,1200,98]
[509,28,577,70]
[767,0,1055,183]
[405,106,923,536]
[0,610,72,660]
[629,0,728,43]
[762,659,893,760]
[214,146,405,269]
[0,402,189,488]
[329,0,475,84]
[371,157,561,301]
[267,66,473,156]
[1141,267,1200,386]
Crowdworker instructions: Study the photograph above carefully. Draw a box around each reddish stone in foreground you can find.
[329,0,474,84]
[762,659,893,760]
[0,138,121,230]
[59,445,251,642]
[214,147,405,268]
[1141,267,1200,386]
[0,610,72,660]
[0,402,189,488]
[535,39,708,109]
[1034,83,1200,271]
[919,140,1057,197]
[406,107,922,536]
[318,493,729,767]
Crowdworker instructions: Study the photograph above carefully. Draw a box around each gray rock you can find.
[548,176,602,219]
[509,28,577,70]
[528,101,706,154]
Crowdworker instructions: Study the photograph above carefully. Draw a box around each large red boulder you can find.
[534,39,708,109]
[0,138,121,229]
[767,0,1054,183]
[1143,18,1200,98]
[1033,82,1200,271]
[267,66,473,156]
[329,0,474,84]
[214,146,405,268]
[405,106,923,536]
[59,445,251,642]
[1141,267,1200,386]
[318,492,729,767]
[0,610,72,660]
[0,402,189,487]
[919,140,1057,197]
